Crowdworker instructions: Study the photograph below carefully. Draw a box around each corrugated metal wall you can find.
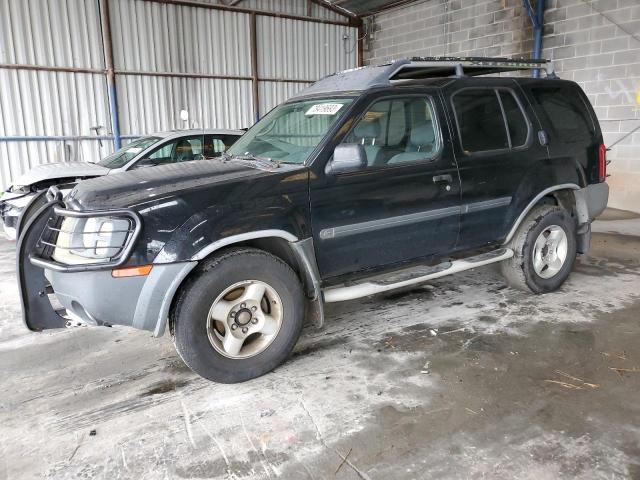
[0,0,358,189]
[0,0,110,188]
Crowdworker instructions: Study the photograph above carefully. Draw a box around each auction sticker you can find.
[305,103,344,115]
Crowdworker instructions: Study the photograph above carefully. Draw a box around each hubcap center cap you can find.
[235,308,252,326]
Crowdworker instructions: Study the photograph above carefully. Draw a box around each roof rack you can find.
[295,57,556,98]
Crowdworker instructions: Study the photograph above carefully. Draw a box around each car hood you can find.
[12,162,109,188]
[67,160,305,210]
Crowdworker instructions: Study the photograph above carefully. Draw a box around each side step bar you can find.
[323,248,514,303]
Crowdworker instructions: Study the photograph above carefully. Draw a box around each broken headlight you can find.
[52,216,134,265]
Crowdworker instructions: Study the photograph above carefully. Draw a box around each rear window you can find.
[530,86,595,143]
[451,88,530,154]
[453,90,508,152]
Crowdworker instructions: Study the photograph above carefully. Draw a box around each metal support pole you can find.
[250,12,260,123]
[532,0,545,78]
[99,0,121,149]
[357,20,364,67]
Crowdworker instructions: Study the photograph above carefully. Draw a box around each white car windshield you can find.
[227,97,354,164]
[98,136,161,169]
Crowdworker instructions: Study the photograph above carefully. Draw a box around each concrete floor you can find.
[1,211,640,480]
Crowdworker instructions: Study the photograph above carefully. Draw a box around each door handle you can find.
[538,130,549,146]
[432,174,453,184]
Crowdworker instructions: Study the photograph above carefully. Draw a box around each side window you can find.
[341,96,440,167]
[499,91,529,148]
[530,86,595,143]
[146,137,203,165]
[203,136,229,158]
[453,90,509,153]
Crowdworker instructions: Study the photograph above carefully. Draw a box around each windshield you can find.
[98,136,161,169]
[227,97,354,164]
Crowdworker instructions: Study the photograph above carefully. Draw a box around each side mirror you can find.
[325,144,367,175]
[132,158,156,169]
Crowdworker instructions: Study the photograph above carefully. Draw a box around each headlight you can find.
[52,216,133,265]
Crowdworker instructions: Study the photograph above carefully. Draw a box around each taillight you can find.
[598,143,607,183]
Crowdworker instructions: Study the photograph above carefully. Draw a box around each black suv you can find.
[19,58,609,383]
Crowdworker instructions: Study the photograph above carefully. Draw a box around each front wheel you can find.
[171,247,305,383]
[500,205,577,294]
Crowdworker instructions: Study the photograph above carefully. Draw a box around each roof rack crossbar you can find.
[294,56,556,99]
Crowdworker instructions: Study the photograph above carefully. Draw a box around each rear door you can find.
[444,79,547,250]
[310,92,461,280]
[519,81,601,184]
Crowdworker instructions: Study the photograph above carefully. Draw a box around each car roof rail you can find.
[294,57,556,98]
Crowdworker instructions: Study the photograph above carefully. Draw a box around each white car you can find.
[0,129,243,240]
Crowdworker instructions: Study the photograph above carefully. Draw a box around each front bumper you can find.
[18,198,197,336]
[44,261,196,336]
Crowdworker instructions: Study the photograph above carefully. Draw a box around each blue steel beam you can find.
[99,0,122,150]
[523,0,546,78]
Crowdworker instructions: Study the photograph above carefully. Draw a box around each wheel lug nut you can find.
[251,318,258,324]
[251,306,257,312]
[231,324,238,330]
[230,311,236,317]
[241,303,246,308]
[242,327,248,334]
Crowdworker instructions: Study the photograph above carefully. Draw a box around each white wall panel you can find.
[0,68,112,188]
[198,0,347,22]
[117,75,253,134]
[0,0,104,68]
[0,69,110,136]
[257,16,357,80]
[110,0,251,76]
[258,80,311,116]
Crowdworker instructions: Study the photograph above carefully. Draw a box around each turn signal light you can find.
[112,265,153,278]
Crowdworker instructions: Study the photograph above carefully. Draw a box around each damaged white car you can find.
[1,129,243,240]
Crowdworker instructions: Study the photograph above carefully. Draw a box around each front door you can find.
[310,93,461,280]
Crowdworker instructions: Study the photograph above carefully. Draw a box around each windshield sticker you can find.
[127,147,144,154]
[305,103,344,116]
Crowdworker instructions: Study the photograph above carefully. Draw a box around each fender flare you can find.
[157,230,325,334]
[503,183,581,244]
[190,230,299,260]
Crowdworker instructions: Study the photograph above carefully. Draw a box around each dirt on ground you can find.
[0,213,639,479]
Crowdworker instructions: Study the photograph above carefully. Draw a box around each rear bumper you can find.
[44,261,197,336]
[574,182,609,254]
[575,182,609,224]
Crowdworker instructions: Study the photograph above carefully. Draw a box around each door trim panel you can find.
[461,196,512,213]
[319,196,513,241]
[319,205,460,240]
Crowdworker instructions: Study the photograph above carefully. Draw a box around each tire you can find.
[500,205,577,294]
[171,247,305,383]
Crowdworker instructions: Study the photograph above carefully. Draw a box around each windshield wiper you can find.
[221,152,281,169]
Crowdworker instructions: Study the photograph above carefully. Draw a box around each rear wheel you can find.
[500,205,577,293]
[171,247,304,383]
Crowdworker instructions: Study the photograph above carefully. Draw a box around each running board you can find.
[323,248,514,303]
